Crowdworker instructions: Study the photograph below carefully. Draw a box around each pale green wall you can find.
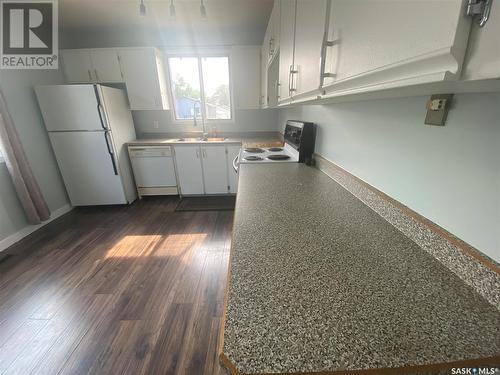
[279,93,500,262]
[0,69,69,243]
[133,108,280,137]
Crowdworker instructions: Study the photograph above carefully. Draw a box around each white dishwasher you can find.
[128,146,178,198]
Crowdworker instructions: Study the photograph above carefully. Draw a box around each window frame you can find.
[166,53,235,125]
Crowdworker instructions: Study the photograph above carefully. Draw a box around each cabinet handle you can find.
[232,155,239,173]
[202,149,207,158]
[276,81,280,100]
[289,65,298,96]
[319,39,336,88]
[88,69,92,81]
[94,69,100,82]
[196,149,200,158]
[466,0,492,27]
[319,0,337,88]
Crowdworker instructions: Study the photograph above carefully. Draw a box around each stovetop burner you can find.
[244,148,265,153]
[268,147,283,152]
[267,154,291,161]
[244,156,263,161]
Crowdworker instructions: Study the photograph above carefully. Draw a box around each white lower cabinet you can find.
[174,144,238,196]
[202,146,229,194]
[174,145,204,195]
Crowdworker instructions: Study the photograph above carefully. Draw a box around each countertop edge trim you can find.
[219,354,500,375]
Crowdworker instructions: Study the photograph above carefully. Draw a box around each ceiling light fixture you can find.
[200,0,207,18]
[139,0,146,16]
[169,0,176,17]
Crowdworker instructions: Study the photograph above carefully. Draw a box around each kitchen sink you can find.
[176,138,203,142]
[202,137,227,142]
[176,137,227,142]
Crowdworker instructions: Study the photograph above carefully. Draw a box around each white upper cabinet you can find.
[267,56,280,107]
[118,48,169,111]
[261,0,281,108]
[61,49,94,83]
[62,49,123,83]
[278,0,297,103]
[462,0,500,80]
[320,0,472,97]
[265,0,500,104]
[292,0,328,100]
[260,44,268,107]
[232,46,261,109]
[267,0,281,65]
[90,49,123,83]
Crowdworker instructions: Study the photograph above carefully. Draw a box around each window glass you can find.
[168,57,202,120]
[168,56,232,121]
[201,57,231,120]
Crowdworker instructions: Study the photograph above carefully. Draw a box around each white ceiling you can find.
[59,0,274,48]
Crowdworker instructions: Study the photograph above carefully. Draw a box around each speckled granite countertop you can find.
[222,163,499,374]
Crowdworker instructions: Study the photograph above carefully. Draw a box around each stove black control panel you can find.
[284,120,315,164]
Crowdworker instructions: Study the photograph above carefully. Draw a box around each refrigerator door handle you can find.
[94,85,110,130]
[97,104,110,130]
[104,131,119,175]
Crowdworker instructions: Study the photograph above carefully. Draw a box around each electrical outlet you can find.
[425,94,453,126]
[153,120,159,129]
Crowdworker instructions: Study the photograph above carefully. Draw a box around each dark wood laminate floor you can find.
[0,197,232,375]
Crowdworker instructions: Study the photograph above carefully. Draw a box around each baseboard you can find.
[0,204,73,253]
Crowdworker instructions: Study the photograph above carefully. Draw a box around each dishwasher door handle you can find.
[232,155,239,173]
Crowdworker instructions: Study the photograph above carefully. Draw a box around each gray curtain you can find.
[0,89,50,224]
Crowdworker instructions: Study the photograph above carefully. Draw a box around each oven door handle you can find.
[232,155,239,173]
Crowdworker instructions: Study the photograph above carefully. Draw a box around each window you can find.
[168,56,232,121]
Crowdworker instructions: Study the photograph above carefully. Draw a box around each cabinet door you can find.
[260,45,268,107]
[90,49,123,83]
[267,56,280,107]
[61,49,94,83]
[118,48,165,110]
[323,0,471,91]
[227,146,240,194]
[269,0,281,63]
[293,0,328,97]
[232,46,261,109]
[201,146,229,195]
[278,0,297,102]
[174,146,204,195]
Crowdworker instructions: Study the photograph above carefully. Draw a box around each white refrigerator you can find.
[35,84,137,206]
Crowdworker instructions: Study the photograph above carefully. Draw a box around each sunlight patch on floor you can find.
[103,233,208,259]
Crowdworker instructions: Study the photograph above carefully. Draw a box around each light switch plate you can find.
[425,94,453,126]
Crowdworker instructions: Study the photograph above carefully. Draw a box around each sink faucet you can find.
[193,101,208,139]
